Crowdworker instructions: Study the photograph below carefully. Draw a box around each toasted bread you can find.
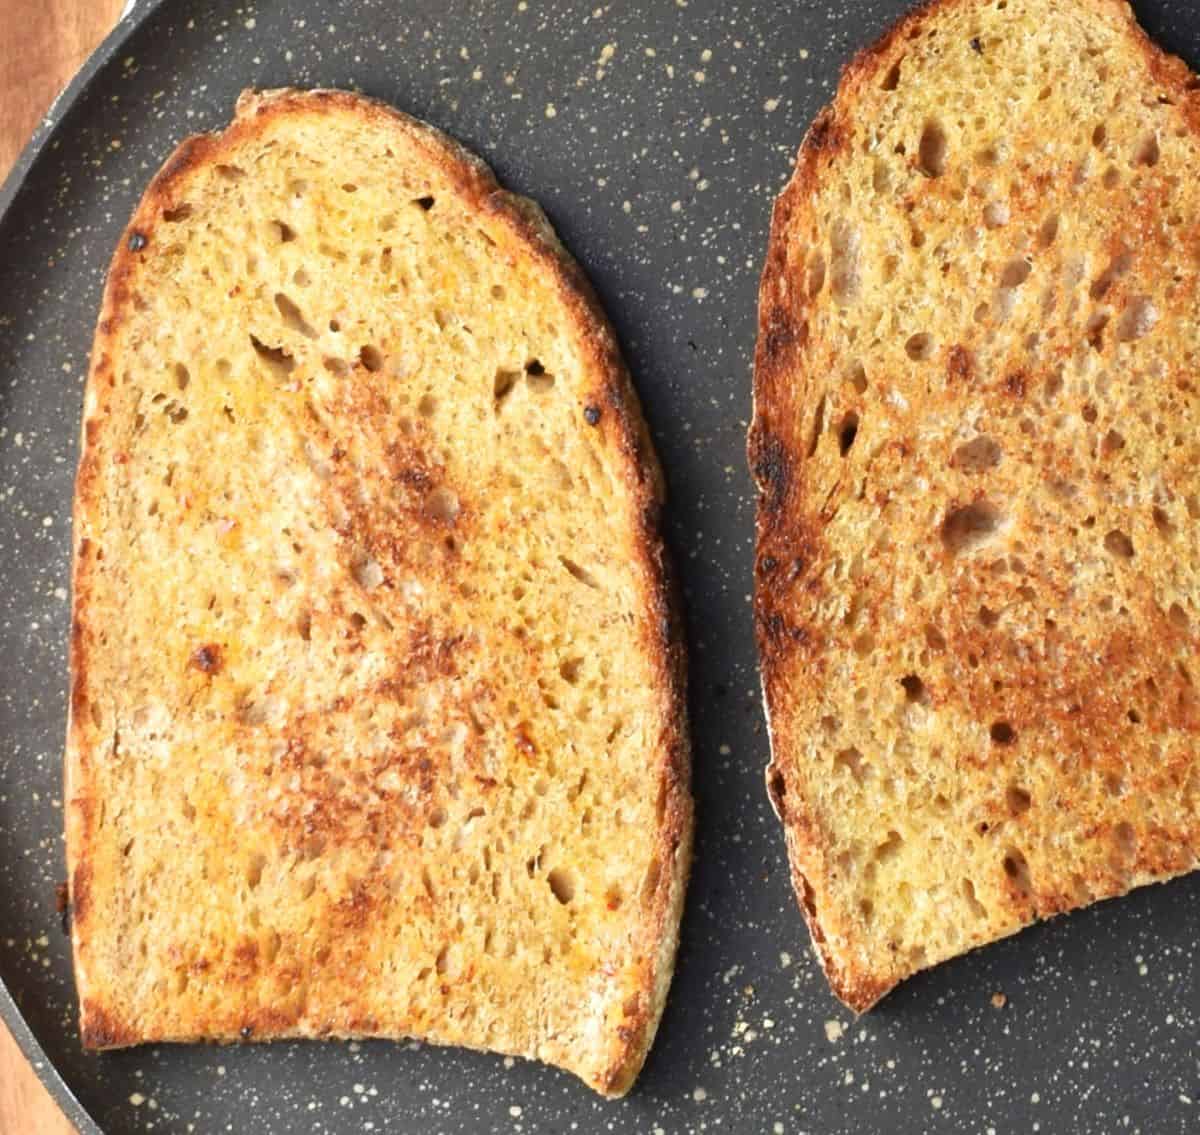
[66,88,691,1095]
[751,0,1200,1010]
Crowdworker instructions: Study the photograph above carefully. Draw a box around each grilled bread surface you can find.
[752,0,1200,1010]
[67,88,691,1095]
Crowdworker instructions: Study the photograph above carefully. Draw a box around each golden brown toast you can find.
[751,0,1200,1011]
[66,88,691,1095]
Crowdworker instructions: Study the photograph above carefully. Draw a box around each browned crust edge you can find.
[749,0,1199,1014]
[66,87,693,1097]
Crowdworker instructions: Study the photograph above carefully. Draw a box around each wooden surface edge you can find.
[0,1,127,1132]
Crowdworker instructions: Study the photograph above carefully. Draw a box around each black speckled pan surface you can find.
[1,1,1197,1132]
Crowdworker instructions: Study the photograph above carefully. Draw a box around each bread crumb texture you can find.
[753,0,1199,1011]
[67,89,690,1097]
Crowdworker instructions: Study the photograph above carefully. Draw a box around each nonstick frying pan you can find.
[0,1,1196,1131]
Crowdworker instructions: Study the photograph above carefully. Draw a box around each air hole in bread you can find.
[1006,786,1032,815]
[962,878,988,919]
[1104,529,1134,559]
[249,334,295,377]
[414,195,436,211]
[918,120,948,177]
[846,360,868,393]
[1037,214,1060,249]
[418,393,437,417]
[806,250,826,297]
[900,674,928,704]
[425,487,460,523]
[830,221,862,303]
[876,830,903,862]
[270,219,297,243]
[1112,821,1136,860]
[352,552,384,590]
[1133,131,1160,167]
[834,747,868,783]
[274,292,316,338]
[1100,429,1126,457]
[162,203,193,223]
[1168,602,1189,631]
[359,344,384,372]
[547,867,576,905]
[1002,849,1032,897]
[1116,295,1158,341]
[296,610,312,641]
[1092,122,1107,148]
[493,368,519,405]
[1000,258,1032,288]
[559,555,600,589]
[342,182,358,193]
[837,411,860,456]
[1102,166,1121,189]
[941,499,1003,553]
[976,141,1002,166]
[952,435,1002,472]
[905,332,935,360]
[172,362,190,391]
[882,59,902,90]
[990,721,1016,744]
[292,267,311,288]
[807,393,828,457]
[559,657,584,685]
[796,247,825,298]
[246,853,266,889]
[323,356,350,377]
[428,807,448,829]
[215,164,246,180]
[924,624,947,652]
[1151,506,1173,535]
[1085,311,1110,350]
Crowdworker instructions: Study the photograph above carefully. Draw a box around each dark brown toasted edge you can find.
[66,88,694,1092]
[749,0,1199,1014]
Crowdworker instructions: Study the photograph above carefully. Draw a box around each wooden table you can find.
[0,4,127,1130]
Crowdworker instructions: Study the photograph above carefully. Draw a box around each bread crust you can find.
[752,0,1200,1011]
[67,88,692,1095]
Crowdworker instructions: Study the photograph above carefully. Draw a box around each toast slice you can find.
[66,88,691,1096]
[751,0,1200,1011]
